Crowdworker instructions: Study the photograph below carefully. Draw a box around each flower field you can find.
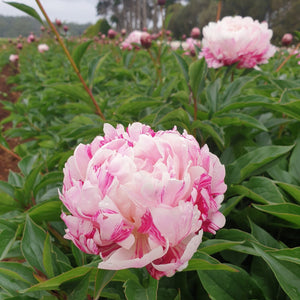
[0,3,300,300]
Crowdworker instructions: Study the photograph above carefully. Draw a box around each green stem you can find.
[35,0,105,120]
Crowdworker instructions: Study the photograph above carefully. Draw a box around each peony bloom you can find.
[9,54,19,62]
[182,38,201,56]
[108,29,117,39]
[38,44,49,53]
[60,123,226,279]
[121,30,144,50]
[27,33,35,43]
[199,16,276,68]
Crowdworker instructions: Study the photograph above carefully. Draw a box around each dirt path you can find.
[0,63,21,181]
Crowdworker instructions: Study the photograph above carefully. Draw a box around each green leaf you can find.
[253,203,300,227]
[226,145,294,185]
[172,52,189,83]
[5,2,44,24]
[88,52,110,88]
[94,269,116,299]
[28,200,62,223]
[197,264,264,300]
[249,219,283,249]
[21,266,92,292]
[43,233,55,278]
[189,58,207,100]
[124,275,158,300]
[0,192,21,215]
[0,229,16,260]
[212,112,268,132]
[155,108,191,132]
[289,137,300,183]
[72,40,93,70]
[17,155,38,177]
[21,215,46,274]
[68,271,91,300]
[198,239,244,255]
[276,182,300,204]
[267,247,300,265]
[192,120,224,150]
[185,251,238,272]
[243,176,285,204]
[253,243,300,300]
[206,78,221,115]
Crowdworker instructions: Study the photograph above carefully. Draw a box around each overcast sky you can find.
[0,0,99,24]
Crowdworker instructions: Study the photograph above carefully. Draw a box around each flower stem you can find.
[276,43,300,72]
[0,143,21,161]
[35,0,105,120]
[216,0,222,22]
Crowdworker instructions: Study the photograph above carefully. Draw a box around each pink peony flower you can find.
[38,44,49,53]
[60,123,226,279]
[27,33,35,43]
[121,30,144,50]
[9,54,19,62]
[199,16,276,68]
[183,38,201,56]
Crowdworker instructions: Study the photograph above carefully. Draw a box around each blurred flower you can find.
[157,0,166,5]
[9,54,19,62]
[182,38,201,56]
[55,19,62,27]
[121,30,144,50]
[108,29,117,39]
[199,16,276,68]
[190,27,200,39]
[63,25,69,33]
[141,32,152,49]
[121,28,126,36]
[60,122,226,279]
[17,43,23,50]
[38,44,49,53]
[27,33,35,43]
[281,33,293,46]
[40,25,45,32]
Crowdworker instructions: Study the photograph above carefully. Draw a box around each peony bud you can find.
[141,32,152,49]
[108,29,117,39]
[157,0,166,5]
[55,19,62,27]
[121,28,126,36]
[63,25,69,33]
[17,43,23,50]
[190,27,200,39]
[281,33,293,46]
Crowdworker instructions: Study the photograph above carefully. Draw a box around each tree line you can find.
[96,0,300,44]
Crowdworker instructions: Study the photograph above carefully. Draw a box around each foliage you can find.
[0,3,300,300]
[84,19,111,37]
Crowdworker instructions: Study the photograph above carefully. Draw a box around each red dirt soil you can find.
[0,63,21,181]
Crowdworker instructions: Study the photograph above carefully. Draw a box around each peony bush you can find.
[60,123,226,279]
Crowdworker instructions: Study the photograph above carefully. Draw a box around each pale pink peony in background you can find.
[121,30,146,50]
[183,38,201,56]
[60,123,226,279]
[38,44,49,53]
[9,54,19,62]
[199,16,276,68]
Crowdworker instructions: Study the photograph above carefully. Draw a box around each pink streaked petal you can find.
[98,243,166,270]
[74,143,91,179]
